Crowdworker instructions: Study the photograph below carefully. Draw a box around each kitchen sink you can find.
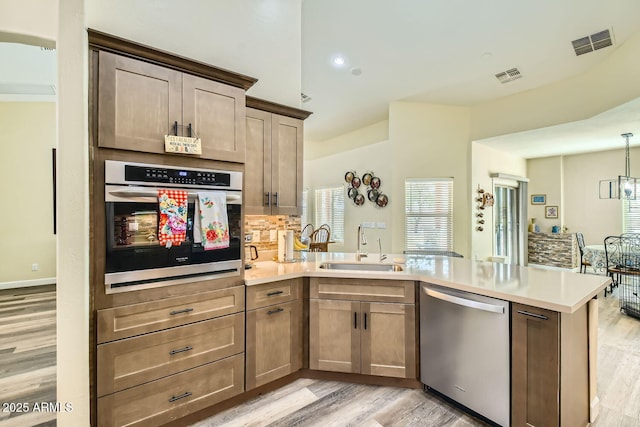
[318,262,404,272]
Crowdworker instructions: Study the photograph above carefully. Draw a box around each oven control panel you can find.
[124,165,231,187]
[105,160,242,191]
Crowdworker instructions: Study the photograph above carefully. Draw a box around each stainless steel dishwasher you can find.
[420,283,510,427]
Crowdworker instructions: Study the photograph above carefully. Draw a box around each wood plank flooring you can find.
[0,284,638,427]
[0,285,56,427]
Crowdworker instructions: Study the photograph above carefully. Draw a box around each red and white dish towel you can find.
[158,189,188,248]
[194,192,229,250]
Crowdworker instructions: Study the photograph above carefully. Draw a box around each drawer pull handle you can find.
[354,312,358,329]
[169,346,193,356]
[517,310,548,320]
[170,308,194,316]
[267,307,284,315]
[266,290,284,297]
[168,391,192,403]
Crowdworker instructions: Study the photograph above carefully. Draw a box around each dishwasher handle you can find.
[423,286,505,314]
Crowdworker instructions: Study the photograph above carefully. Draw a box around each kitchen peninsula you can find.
[241,253,609,427]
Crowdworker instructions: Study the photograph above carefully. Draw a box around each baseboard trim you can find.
[0,277,56,290]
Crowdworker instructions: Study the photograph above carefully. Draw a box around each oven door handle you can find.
[106,186,241,204]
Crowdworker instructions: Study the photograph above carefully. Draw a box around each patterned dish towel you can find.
[194,192,229,250]
[158,189,188,248]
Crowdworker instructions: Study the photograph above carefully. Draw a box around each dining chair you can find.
[300,223,314,244]
[309,225,330,252]
[576,232,591,273]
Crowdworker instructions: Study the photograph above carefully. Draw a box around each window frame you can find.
[404,178,454,252]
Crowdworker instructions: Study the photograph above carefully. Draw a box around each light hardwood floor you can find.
[0,285,56,427]
[1,285,638,427]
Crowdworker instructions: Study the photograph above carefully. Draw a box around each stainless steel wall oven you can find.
[104,160,242,293]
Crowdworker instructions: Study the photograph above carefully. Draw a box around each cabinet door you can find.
[309,299,360,373]
[361,302,416,379]
[246,300,302,390]
[512,303,560,427]
[183,74,246,163]
[271,114,303,215]
[245,108,272,214]
[98,51,182,153]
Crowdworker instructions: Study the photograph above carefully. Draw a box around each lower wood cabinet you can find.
[97,353,244,427]
[96,286,246,426]
[245,279,303,390]
[97,312,244,396]
[309,278,416,379]
[511,302,589,427]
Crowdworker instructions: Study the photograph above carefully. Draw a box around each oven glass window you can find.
[105,201,241,274]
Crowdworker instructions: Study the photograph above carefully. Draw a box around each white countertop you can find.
[244,252,611,313]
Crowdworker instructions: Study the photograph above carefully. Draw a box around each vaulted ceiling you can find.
[301,0,640,155]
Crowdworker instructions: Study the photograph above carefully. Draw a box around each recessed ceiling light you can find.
[331,55,346,67]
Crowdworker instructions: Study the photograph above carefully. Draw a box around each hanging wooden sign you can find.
[164,135,202,155]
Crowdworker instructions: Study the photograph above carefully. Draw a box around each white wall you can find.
[86,0,302,108]
[527,156,563,233]
[305,119,389,160]
[471,142,527,260]
[528,147,640,246]
[305,139,393,253]
[0,103,57,285]
[389,101,471,256]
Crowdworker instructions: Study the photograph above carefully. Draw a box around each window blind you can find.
[314,186,345,243]
[623,193,640,233]
[405,179,453,251]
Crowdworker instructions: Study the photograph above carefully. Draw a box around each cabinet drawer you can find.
[246,279,300,310]
[310,278,415,303]
[97,312,244,396]
[97,286,244,343]
[97,353,244,427]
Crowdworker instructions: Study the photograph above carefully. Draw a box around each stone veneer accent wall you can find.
[527,232,578,269]
[245,215,302,256]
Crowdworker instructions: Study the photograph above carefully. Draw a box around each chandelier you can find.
[599,133,637,200]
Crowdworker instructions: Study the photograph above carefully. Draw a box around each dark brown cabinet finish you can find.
[98,51,246,163]
[511,302,589,427]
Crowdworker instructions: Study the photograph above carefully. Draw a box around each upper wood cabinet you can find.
[245,107,303,215]
[97,51,246,163]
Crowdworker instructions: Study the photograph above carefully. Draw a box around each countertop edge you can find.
[244,259,612,314]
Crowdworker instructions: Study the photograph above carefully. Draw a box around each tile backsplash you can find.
[244,215,302,256]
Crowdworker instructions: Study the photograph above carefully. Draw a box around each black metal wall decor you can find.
[345,170,388,207]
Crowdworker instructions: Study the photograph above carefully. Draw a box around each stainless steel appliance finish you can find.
[420,283,510,427]
[104,160,243,294]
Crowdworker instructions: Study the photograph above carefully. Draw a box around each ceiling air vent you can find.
[495,68,522,84]
[571,29,613,56]
[301,92,312,103]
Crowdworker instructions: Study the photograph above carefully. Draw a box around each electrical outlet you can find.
[31,263,39,271]
[252,230,261,242]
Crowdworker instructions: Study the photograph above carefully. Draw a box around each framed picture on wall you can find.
[531,194,546,205]
[545,205,558,219]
